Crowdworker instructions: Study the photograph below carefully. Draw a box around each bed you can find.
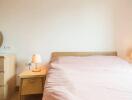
[43,52,132,100]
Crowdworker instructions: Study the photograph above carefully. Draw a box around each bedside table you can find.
[19,67,47,100]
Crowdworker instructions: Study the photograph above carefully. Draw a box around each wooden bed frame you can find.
[51,51,117,62]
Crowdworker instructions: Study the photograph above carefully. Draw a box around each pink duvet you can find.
[43,56,132,100]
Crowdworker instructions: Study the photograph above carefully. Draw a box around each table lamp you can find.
[32,54,42,72]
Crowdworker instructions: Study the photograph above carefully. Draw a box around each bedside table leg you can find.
[20,95,22,100]
[19,79,23,100]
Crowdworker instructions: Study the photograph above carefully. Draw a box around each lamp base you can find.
[32,68,41,72]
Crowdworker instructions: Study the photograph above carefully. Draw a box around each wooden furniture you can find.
[51,51,117,61]
[0,54,16,100]
[0,32,3,47]
[19,67,47,100]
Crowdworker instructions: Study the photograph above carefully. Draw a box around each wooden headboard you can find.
[51,51,117,62]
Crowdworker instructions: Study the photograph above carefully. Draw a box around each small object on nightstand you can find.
[32,54,42,72]
[27,62,32,70]
[19,67,47,100]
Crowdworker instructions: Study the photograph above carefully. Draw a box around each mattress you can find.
[43,56,132,100]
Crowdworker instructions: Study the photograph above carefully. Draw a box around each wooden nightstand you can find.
[19,67,47,100]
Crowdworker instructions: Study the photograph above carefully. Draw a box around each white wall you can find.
[0,0,117,79]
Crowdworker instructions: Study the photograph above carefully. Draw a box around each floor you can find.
[10,92,43,100]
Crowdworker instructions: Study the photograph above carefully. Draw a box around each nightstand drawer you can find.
[21,77,43,95]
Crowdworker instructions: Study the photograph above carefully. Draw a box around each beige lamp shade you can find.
[32,54,42,63]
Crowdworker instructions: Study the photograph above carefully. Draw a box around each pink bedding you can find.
[43,56,132,100]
